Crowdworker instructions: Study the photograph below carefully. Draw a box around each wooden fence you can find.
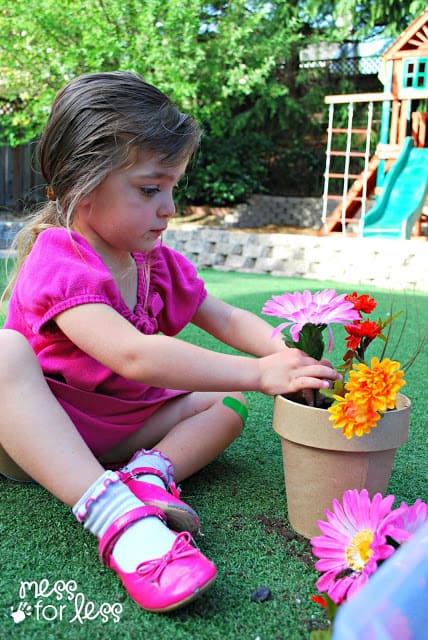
[0,142,44,211]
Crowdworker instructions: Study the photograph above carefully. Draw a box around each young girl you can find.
[0,71,339,614]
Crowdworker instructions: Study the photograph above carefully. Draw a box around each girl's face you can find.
[73,152,187,258]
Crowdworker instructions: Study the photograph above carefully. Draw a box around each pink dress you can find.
[5,228,207,456]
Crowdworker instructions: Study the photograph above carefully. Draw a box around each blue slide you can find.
[361,137,428,239]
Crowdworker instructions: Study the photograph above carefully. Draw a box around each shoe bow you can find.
[136,532,198,584]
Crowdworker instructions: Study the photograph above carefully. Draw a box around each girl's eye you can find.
[140,187,160,197]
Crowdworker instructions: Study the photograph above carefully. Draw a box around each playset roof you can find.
[383,9,428,60]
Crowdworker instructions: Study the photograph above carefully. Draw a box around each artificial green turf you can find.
[0,266,427,639]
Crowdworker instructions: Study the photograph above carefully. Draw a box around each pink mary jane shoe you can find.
[99,506,217,613]
[119,466,200,536]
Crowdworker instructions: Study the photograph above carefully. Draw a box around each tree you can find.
[0,1,299,143]
[299,0,427,38]
[0,1,305,201]
[1,1,426,203]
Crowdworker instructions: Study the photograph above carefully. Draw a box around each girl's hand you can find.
[257,349,341,397]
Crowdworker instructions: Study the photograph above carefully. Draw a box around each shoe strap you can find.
[99,505,166,567]
[119,466,182,499]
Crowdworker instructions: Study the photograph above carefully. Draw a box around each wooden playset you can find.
[320,9,428,239]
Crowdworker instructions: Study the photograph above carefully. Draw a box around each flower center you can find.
[345,529,374,571]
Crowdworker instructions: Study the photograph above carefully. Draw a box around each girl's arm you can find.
[55,302,339,396]
[191,294,286,357]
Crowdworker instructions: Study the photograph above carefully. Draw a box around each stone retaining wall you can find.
[1,220,427,291]
[221,195,325,228]
[164,227,428,292]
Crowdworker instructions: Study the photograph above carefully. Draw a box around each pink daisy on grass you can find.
[262,289,360,350]
[310,489,405,604]
[386,498,428,543]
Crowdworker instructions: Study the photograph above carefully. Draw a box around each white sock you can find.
[72,471,176,572]
[131,473,166,490]
[121,449,174,490]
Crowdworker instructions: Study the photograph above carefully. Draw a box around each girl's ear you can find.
[79,195,91,206]
[79,188,96,209]
[75,192,95,219]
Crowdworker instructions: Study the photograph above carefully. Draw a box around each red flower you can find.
[345,320,381,350]
[345,334,362,351]
[345,292,377,314]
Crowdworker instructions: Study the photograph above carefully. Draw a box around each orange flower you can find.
[328,393,381,438]
[346,357,405,412]
[328,357,405,438]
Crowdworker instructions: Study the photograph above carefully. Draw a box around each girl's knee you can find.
[0,330,36,380]
[0,329,30,351]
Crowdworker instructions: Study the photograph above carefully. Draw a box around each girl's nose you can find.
[158,193,175,218]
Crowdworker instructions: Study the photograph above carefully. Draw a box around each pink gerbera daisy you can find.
[385,498,428,543]
[262,289,359,350]
[310,489,402,603]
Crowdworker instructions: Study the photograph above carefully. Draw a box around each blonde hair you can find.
[2,70,201,300]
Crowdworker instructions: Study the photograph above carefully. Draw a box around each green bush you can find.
[181,133,272,206]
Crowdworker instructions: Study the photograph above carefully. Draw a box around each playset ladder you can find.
[320,93,389,234]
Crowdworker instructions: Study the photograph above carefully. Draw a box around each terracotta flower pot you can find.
[272,393,411,539]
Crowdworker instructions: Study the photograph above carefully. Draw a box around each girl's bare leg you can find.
[100,391,246,482]
[0,330,105,505]
[1,329,245,495]
[0,332,218,612]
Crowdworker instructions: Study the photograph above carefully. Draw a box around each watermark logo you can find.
[10,602,32,623]
[9,579,123,624]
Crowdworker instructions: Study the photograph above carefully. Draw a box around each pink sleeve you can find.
[14,228,120,334]
[149,244,207,335]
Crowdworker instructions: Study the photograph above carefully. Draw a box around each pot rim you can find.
[272,393,411,452]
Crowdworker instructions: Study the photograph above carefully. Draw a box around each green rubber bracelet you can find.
[222,396,249,425]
